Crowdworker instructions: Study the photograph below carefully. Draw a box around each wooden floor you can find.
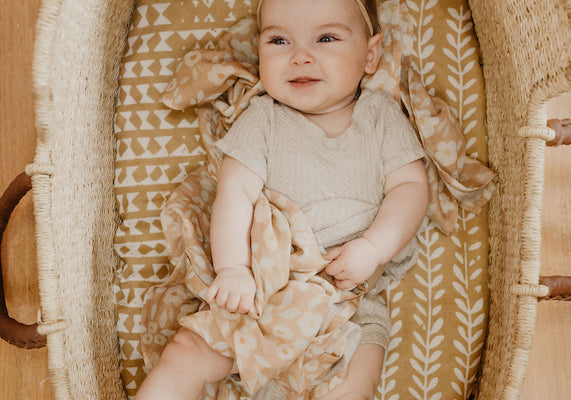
[1,0,53,399]
[0,1,569,399]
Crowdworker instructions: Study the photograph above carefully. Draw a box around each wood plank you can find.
[0,0,54,398]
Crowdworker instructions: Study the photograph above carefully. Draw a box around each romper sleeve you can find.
[215,95,271,182]
[376,92,425,176]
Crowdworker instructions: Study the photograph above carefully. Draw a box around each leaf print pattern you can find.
[374,1,491,400]
[440,6,490,397]
[378,281,404,400]
[409,225,446,400]
[408,0,438,94]
[443,6,480,137]
[450,211,488,397]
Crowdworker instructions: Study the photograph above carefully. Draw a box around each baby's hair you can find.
[257,0,382,36]
[361,0,382,35]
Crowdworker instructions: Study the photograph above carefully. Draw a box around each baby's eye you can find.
[269,37,287,45]
[318,35,337,43]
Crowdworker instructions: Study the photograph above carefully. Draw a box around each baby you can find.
[137,0,428,399]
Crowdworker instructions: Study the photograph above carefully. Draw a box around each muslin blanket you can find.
[141,2,497,399]
[143,173,365,398]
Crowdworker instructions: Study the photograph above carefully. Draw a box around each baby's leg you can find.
[316,343,385,400]
[136,327,233,400]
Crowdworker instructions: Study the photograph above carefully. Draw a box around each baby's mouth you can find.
[289,77,320,88]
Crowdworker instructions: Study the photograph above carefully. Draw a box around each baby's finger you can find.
[325,266,348,281]
[204,285,218,304]
[323,246,342,261]
[238,294,254,314]
[225,292,241,313]
[335,279,355,290]
[332,269,347,281]
[325,259,344,276]
[215,289,229,309]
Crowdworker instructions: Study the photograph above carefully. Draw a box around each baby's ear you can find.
[365,32,384,74]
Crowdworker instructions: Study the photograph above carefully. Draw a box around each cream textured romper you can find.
[216,88,426,351]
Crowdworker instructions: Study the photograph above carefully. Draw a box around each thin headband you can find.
[256,0,375,37]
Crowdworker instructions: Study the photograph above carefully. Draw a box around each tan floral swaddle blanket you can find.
[141,2,497,399]
[143,172,365,398]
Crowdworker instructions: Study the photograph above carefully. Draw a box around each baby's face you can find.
[258,0,378,116]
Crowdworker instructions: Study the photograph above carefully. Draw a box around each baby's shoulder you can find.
[356,90,403,129]
[246,93,274,112]
[233,94,274,127]
[361,89,400,111]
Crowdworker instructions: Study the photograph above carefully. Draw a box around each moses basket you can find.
[3,0,569,399]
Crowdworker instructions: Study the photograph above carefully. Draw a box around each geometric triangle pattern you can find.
[113,1,256,398]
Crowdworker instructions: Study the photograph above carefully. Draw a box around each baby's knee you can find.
[161,327,234,383]
[161,327,207,362]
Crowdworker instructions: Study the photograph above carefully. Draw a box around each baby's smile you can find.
[289,77,321,89]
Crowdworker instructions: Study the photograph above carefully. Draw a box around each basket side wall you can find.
[468,0,571,399]
[32,0,136,398]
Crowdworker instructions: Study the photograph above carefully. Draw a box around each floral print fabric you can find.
[142,170,364,398]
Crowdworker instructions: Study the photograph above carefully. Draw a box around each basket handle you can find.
[0,172,47,349]
[542,119,571,299]
[546,118,571,146]
[539,275,571,301]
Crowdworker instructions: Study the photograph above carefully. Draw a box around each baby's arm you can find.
[325,159,428,289]
[206,156,264,313]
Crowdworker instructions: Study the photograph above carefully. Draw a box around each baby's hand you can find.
[324,238,383,290]
[205,265,256,314]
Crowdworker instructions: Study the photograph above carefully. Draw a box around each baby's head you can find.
[257,0,381,38]
[257,0,383,116]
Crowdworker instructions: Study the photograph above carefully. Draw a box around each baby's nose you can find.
[290,45,314,65]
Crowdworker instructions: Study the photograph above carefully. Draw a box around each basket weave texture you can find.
[29,0,570,399]
[468,1,571,398]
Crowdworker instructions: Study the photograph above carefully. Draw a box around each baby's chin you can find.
[285,100,357,118]
[269,96,346,116]
[267,89,359,117]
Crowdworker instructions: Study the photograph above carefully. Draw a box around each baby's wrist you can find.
[214,263,251,275]
[360,235,388,266]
